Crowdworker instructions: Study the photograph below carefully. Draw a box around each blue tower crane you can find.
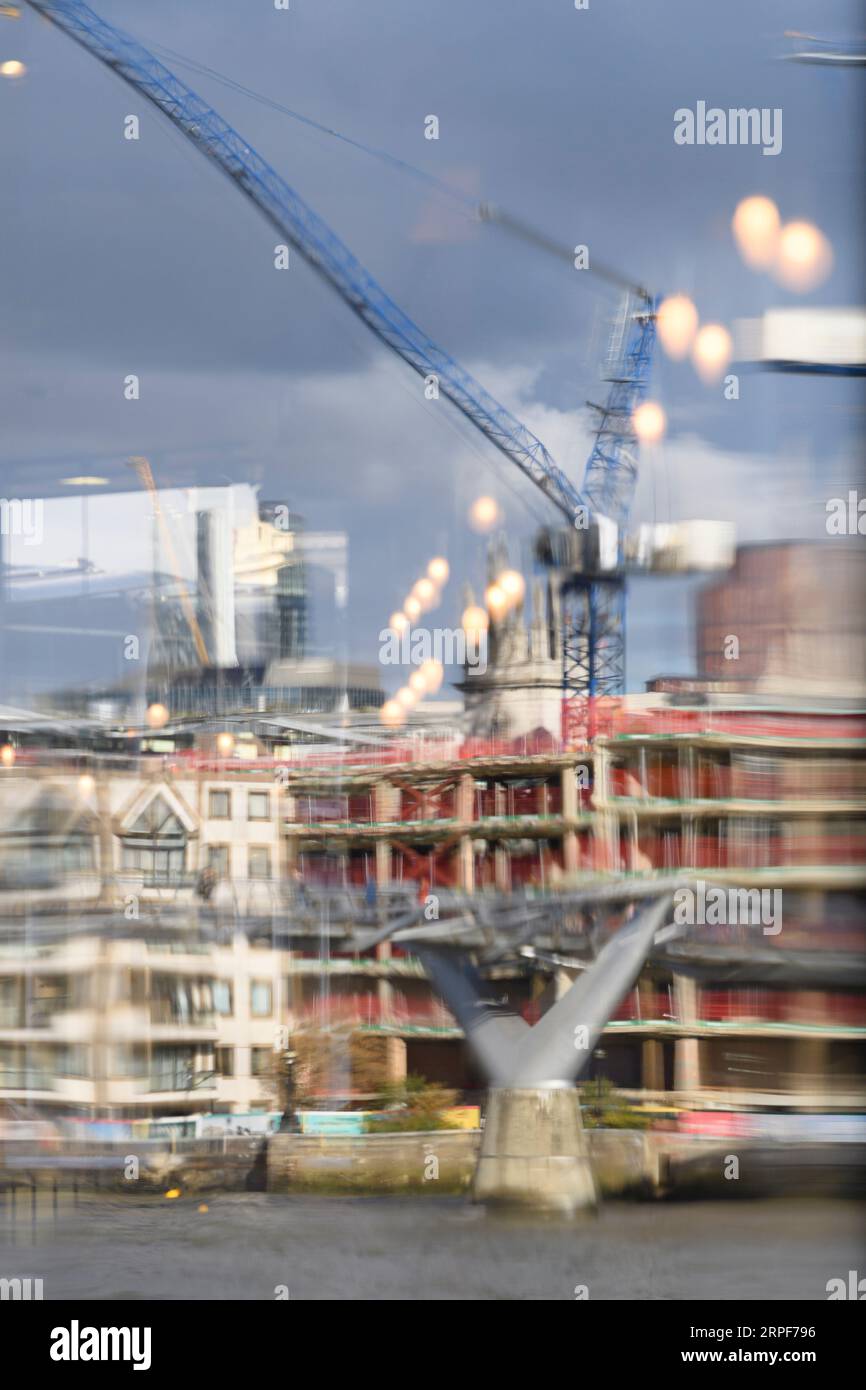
[22,0,657,736]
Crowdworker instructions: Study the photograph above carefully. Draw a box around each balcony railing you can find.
[147,1068,217,1093]
[0,1068,55,1090]
[149,1003,216,1028]
[295,994,457,1031]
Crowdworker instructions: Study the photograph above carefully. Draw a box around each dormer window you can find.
[121,795,187,883]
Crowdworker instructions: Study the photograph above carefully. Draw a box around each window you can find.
[209,790,231,819]
[57,1045,89,1077]
[216,1046,234,1077]
[31,976,70,1026]
[250,981,273,1017]
[7,787,96,887]
[112,1046,145,1078]
[248,792,270,821]
[120,795,187,883]
[207,845,229,877]
[0,977,22,1029]
[212,981,233,1017]
[149,1046,215,1092]
[150,977,213,1026]
[149,1046,195,1092]
[248,846,271,880]
[250,1046,271,1077]
[0,1044,54,1090]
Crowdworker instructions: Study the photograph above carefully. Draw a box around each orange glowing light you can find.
[468,496,501,533]
[498,569,526,607]
[145,702,169,730]
[412,577,437,610]
[656,294,699,359]
[774,220,833,292]
[632,401,667,444]
[380,700,405,729]
[427,557,450,585]
[692,323,733,383]
[732,195,781,270]
[461,604,489,637]
[419,659,444,693]
[484,583,509,620]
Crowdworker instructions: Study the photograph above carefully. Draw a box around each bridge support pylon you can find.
[473,1085,597,1215]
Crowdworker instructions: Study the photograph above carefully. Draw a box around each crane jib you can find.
[24,0,587,527]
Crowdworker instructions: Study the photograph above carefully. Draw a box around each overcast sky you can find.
[1,0,864,694]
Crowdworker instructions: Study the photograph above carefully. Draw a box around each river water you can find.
[2,1196,864,1300]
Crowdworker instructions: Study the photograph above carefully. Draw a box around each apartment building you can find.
[0,924,221,1115]
[0,759,286,911]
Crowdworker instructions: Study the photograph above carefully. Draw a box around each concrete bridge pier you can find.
[473,1085,597,1215]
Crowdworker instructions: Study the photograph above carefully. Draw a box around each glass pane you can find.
[251,982,272,1016]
